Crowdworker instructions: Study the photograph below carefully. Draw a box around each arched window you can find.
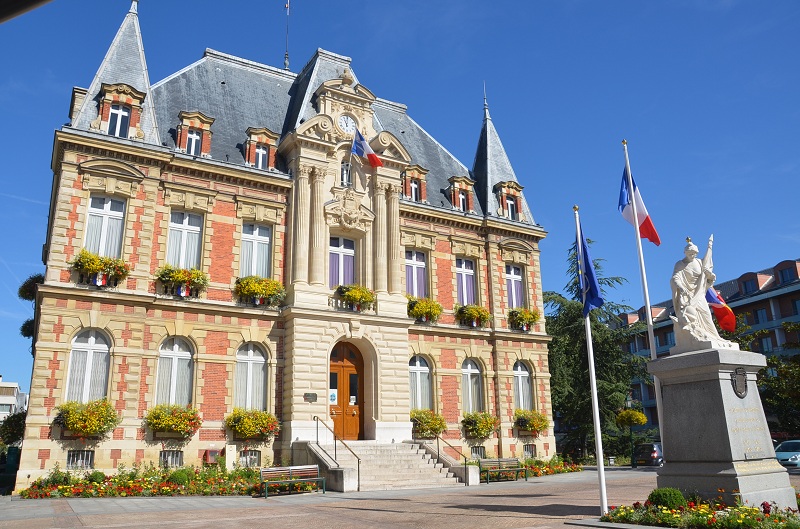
[461,359,483,413]
[513,361,533,410]
[66,330,110,402]
[156,338,193,405]
[409,356,432,410]
[235,343,267,410]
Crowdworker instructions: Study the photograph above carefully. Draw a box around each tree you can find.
[715,312,769,351]
[546,240,646,458]
[17,273,43,357]
[0,410,26,446]
[757,321,800,436]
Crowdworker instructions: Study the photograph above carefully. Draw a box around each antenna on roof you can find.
[284,1,291,70]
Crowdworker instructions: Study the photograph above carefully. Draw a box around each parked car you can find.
[774,440,800,468]
[633,442,664,467]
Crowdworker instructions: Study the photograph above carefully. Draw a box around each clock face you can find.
[337,115,356,134]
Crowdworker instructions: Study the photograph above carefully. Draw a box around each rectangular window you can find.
[742,279,757,294]
[665,331,675,346]
[405,251,427,297]
[159,450,184,468]
[761,337,773,353]
[67,450,95,470]
[459,190,468,212]
[754,308,768,324]
[239,449,261,468]
[186,129,202,156]
[654,335,661,348]
[85,196,125,258]
[255,144,268,170]
[523,444,536,459]
[506,197,518,220]
[0,404,12,413]
[329,236,355,288]
[505,265,523,309]
[167,211,203,269]
[779,268,796,283]
[409,179,420,202]
[241,224,271,277]
[456,258,475,305]
[340,162,352,187]
[470,446,486,459]
[108,104,130,138]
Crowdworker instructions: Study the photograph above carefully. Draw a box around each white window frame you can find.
[156,338,193,406]
[66,329,111,403]
[505,264,523,309]
[513,361,533,410]
[254,144,268,170]
[67,450,95,470]
[85,196,126,258]
[459,190,468,212]
[506,196,518,220]
[462,359,483,413]
[108,104,130,138]
[241,223,272,278]
[167,211,203,269]
[239,449,261,468]
[405,251,427,297]
[409,179,420,202]
[186,129,202,156]
[409,356,432,410]
[235,343,267,411]
[329,236,356,287]
[456,258,475,306]
[340,162,352,187]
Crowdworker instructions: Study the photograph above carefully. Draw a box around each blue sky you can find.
[1,0,798,392]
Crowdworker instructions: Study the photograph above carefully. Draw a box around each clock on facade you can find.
[337,115,356,134]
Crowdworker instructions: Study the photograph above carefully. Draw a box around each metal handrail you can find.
[415,434,469,486]
[312,415,361,491]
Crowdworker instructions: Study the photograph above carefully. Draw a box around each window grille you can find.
[160,450,184,468]
[239,449,261,468]
[523,444,536,459]
[67,450,95,470]
[470,446,486,459]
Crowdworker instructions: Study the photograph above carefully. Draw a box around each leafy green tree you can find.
[757,322,800,435]
[546,240,646,458]
[0,410,26,446]
[715,312,769,351]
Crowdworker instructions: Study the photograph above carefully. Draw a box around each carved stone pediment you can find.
[78,158,146,198]
[325,187,374,232]
[161,182,216,213]
[296,115,335,143]
[499,238,534,264]
[450,237,481,258]
[374,131,411,163]
[235,197,284,224]
[401,230,437,251]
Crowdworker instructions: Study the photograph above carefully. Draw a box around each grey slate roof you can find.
[72,1,159,145]
[71,4,540,226]
[472,102,536,224]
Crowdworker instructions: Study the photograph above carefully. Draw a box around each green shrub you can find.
[647,487,687,509]
[86,470,106,484]
[167,468,191,486]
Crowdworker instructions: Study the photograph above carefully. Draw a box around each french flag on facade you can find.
[351,129,383,168]
[705,287,736,332]
[618,166,661,246]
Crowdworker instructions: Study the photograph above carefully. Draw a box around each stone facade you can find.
[17,3,554,489]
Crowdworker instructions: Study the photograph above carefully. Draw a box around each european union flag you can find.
[577,222,604,317]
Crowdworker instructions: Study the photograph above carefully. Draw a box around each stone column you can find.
[292,165,311,284]
[373,182,388,293]
[309,168,326,286]
[387,184,402,294]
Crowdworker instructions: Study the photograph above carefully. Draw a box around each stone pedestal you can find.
[648,348,795,509]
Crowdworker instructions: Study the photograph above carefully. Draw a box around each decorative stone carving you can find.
[501,249,529,265]
[78,159,146,199]
[235,197,283,224]
[450,238,481,258]
[162,184,216,213]
[325,187,374,232]
[401,231,437,251]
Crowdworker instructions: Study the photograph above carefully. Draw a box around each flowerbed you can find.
[524,457,582,477]
[602,493,800,528]
[19,463,318,499]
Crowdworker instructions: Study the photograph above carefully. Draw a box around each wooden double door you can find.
[329,343,364,440]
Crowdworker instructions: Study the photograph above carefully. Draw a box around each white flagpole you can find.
[621,140,665,446]
[574,205,608,515]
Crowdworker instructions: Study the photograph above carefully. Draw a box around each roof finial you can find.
[284,1,291,70]
[483,81,490,120]
[129,0,138,14]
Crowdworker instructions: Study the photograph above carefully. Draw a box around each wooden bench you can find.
[477,458,528,484]
[260,464,326,498]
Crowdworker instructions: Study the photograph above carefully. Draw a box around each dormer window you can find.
[186,129,202,156]
[254,145,268,170]
[742,279,757,294]
[448,175,475,213]
[108,104,131,138]
[494,180,524,221]
[459,190,468,212]
[506,197,518,220]
[409,179,420,202]
[403,165,428,203]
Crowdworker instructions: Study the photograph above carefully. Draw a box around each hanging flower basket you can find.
[407,296,443,324]
[233,276,286,307]
[224,408,280,440]
[70,248,130,287]
[143,404,202,439]
[513,409,548,437]
[54,399,121,440]
[455,304,491,328]
[410,409,447,439]
[155,265,209,298]
[335,284,375,311]
[508,308,540,332]
[461,411,500,440]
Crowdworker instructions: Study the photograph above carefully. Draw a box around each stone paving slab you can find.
[0,468,796,529]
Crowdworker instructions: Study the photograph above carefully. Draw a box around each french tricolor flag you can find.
[618,166,661,246]
[705,288,736,332]
[351,129,383,168]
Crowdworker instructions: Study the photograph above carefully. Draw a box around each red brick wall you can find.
[200,362,227,421]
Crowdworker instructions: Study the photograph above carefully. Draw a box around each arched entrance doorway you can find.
[329,342,364,440]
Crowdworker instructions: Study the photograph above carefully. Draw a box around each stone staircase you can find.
[313,441,461,491]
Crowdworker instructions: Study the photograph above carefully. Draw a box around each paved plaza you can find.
[1,468,797,529]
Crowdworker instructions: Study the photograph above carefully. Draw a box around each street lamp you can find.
[626,393,637,468]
